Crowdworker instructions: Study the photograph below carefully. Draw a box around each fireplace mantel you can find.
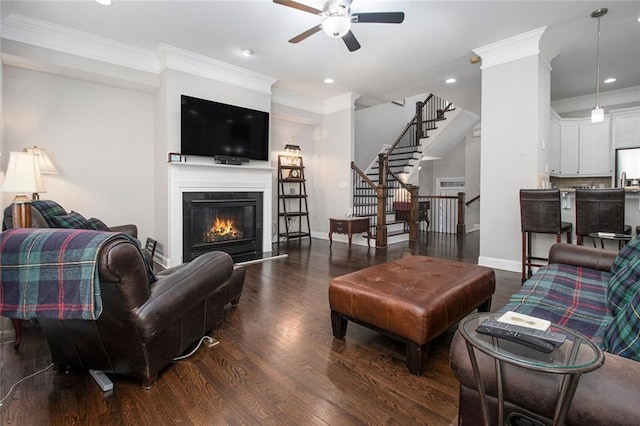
[168,162,274,267]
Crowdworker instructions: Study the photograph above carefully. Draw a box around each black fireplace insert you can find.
[183,192,263,262]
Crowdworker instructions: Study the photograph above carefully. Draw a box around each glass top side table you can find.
[459,312,604,426]
[587,232,632,249]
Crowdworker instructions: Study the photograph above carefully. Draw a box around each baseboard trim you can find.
[478,256,521,273]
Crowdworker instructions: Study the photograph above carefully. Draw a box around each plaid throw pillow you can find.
[50,211,92,229]
[88,217,111,231]
[31,200,67,226]
[604,288,640,361]
[608,255,640,316]
[611,236,640,275]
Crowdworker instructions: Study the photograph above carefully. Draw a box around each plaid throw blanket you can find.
[0,228,126,320]
[500,263,612,347]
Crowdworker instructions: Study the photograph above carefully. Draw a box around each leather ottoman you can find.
[329,255,495,375]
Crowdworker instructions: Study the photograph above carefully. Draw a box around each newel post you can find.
[409,185,418,241]
[457,192,466,235]
[415,101,423,141]
[376,153,387,248]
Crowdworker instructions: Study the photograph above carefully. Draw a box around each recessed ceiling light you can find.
[324,78,334,84]
[445,78,456,84]
[95,0,112,5]
[604,77,617,84]
[241,49,254,57]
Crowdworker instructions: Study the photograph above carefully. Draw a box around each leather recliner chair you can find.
[34,235,245,389]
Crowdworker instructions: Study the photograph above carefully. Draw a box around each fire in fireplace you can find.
[204,217,244,242]
[183,192,263,261]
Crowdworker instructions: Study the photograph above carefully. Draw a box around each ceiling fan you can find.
[273,0,405,52]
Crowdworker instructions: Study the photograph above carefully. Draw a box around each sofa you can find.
[450,241,640,425]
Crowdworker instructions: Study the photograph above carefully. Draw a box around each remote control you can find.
[476,319,566,353]
[479,318,567,346]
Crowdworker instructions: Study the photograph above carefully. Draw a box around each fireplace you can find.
[183,192,263,262]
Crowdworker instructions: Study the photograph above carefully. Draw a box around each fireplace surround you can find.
[183,191,263,261]
[167,162,273,268]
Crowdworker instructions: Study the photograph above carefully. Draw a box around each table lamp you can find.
[24,146,58,199]
[0,151,46,227]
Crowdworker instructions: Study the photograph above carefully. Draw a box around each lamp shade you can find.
[284,144,301,153]
[0,151,46,195]
[24,146,58,174]
[591,106,604,123]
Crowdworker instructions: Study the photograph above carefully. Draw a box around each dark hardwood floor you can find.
[0,232,521,425]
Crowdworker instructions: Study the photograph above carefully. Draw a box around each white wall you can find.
[433,139,466,188]
[478,55,549,271]
[465,129,481,229]
[309,105,355,235]
[270,115,317,241]
[418,160,434,195]
[2,66,155,242]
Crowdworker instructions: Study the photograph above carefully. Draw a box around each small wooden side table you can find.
[329,217,371,250]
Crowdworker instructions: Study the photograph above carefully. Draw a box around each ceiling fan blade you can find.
[342,31,361,52]
[273,0,322,16]
[289,25,322,44]
[353,12,405,24]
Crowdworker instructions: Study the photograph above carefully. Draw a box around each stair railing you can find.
[351,160,387,248]
[418,192,466,235]
[351,93,456,246]
[385,165,419,241]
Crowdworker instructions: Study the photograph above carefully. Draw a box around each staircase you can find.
[351,94,455,247]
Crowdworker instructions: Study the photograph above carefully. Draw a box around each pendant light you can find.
[591,8,607,123]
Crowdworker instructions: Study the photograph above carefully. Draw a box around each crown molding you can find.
[272,89,360,115]
[156,44,277,95]
[324,92,361,114]
[272,89,327,115]
[473,27,558,70]
[551,85,640,114]
[1,14,278,95]
[1,14,159,73]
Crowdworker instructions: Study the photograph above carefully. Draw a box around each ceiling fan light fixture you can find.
[322,16,351,38]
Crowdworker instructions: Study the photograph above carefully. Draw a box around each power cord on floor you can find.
[172,335,219,361]
[0,363,54,407]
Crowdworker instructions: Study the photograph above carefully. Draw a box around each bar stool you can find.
[575,188,631,247]
[520,189,572,282]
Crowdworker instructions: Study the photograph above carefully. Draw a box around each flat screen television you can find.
[181,95,269,161]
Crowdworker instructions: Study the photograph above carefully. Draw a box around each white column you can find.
[474,27,559,271]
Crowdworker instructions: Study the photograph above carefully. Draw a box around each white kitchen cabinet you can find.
[549,114,561,174]
[580,121,611,175]
[559,122,580,175]
[611,107,640,149]
[551,116,611,177]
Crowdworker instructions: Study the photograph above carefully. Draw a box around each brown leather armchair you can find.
[36,236,244,389]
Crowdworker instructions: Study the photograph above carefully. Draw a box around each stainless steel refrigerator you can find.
[615,147,640,187]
